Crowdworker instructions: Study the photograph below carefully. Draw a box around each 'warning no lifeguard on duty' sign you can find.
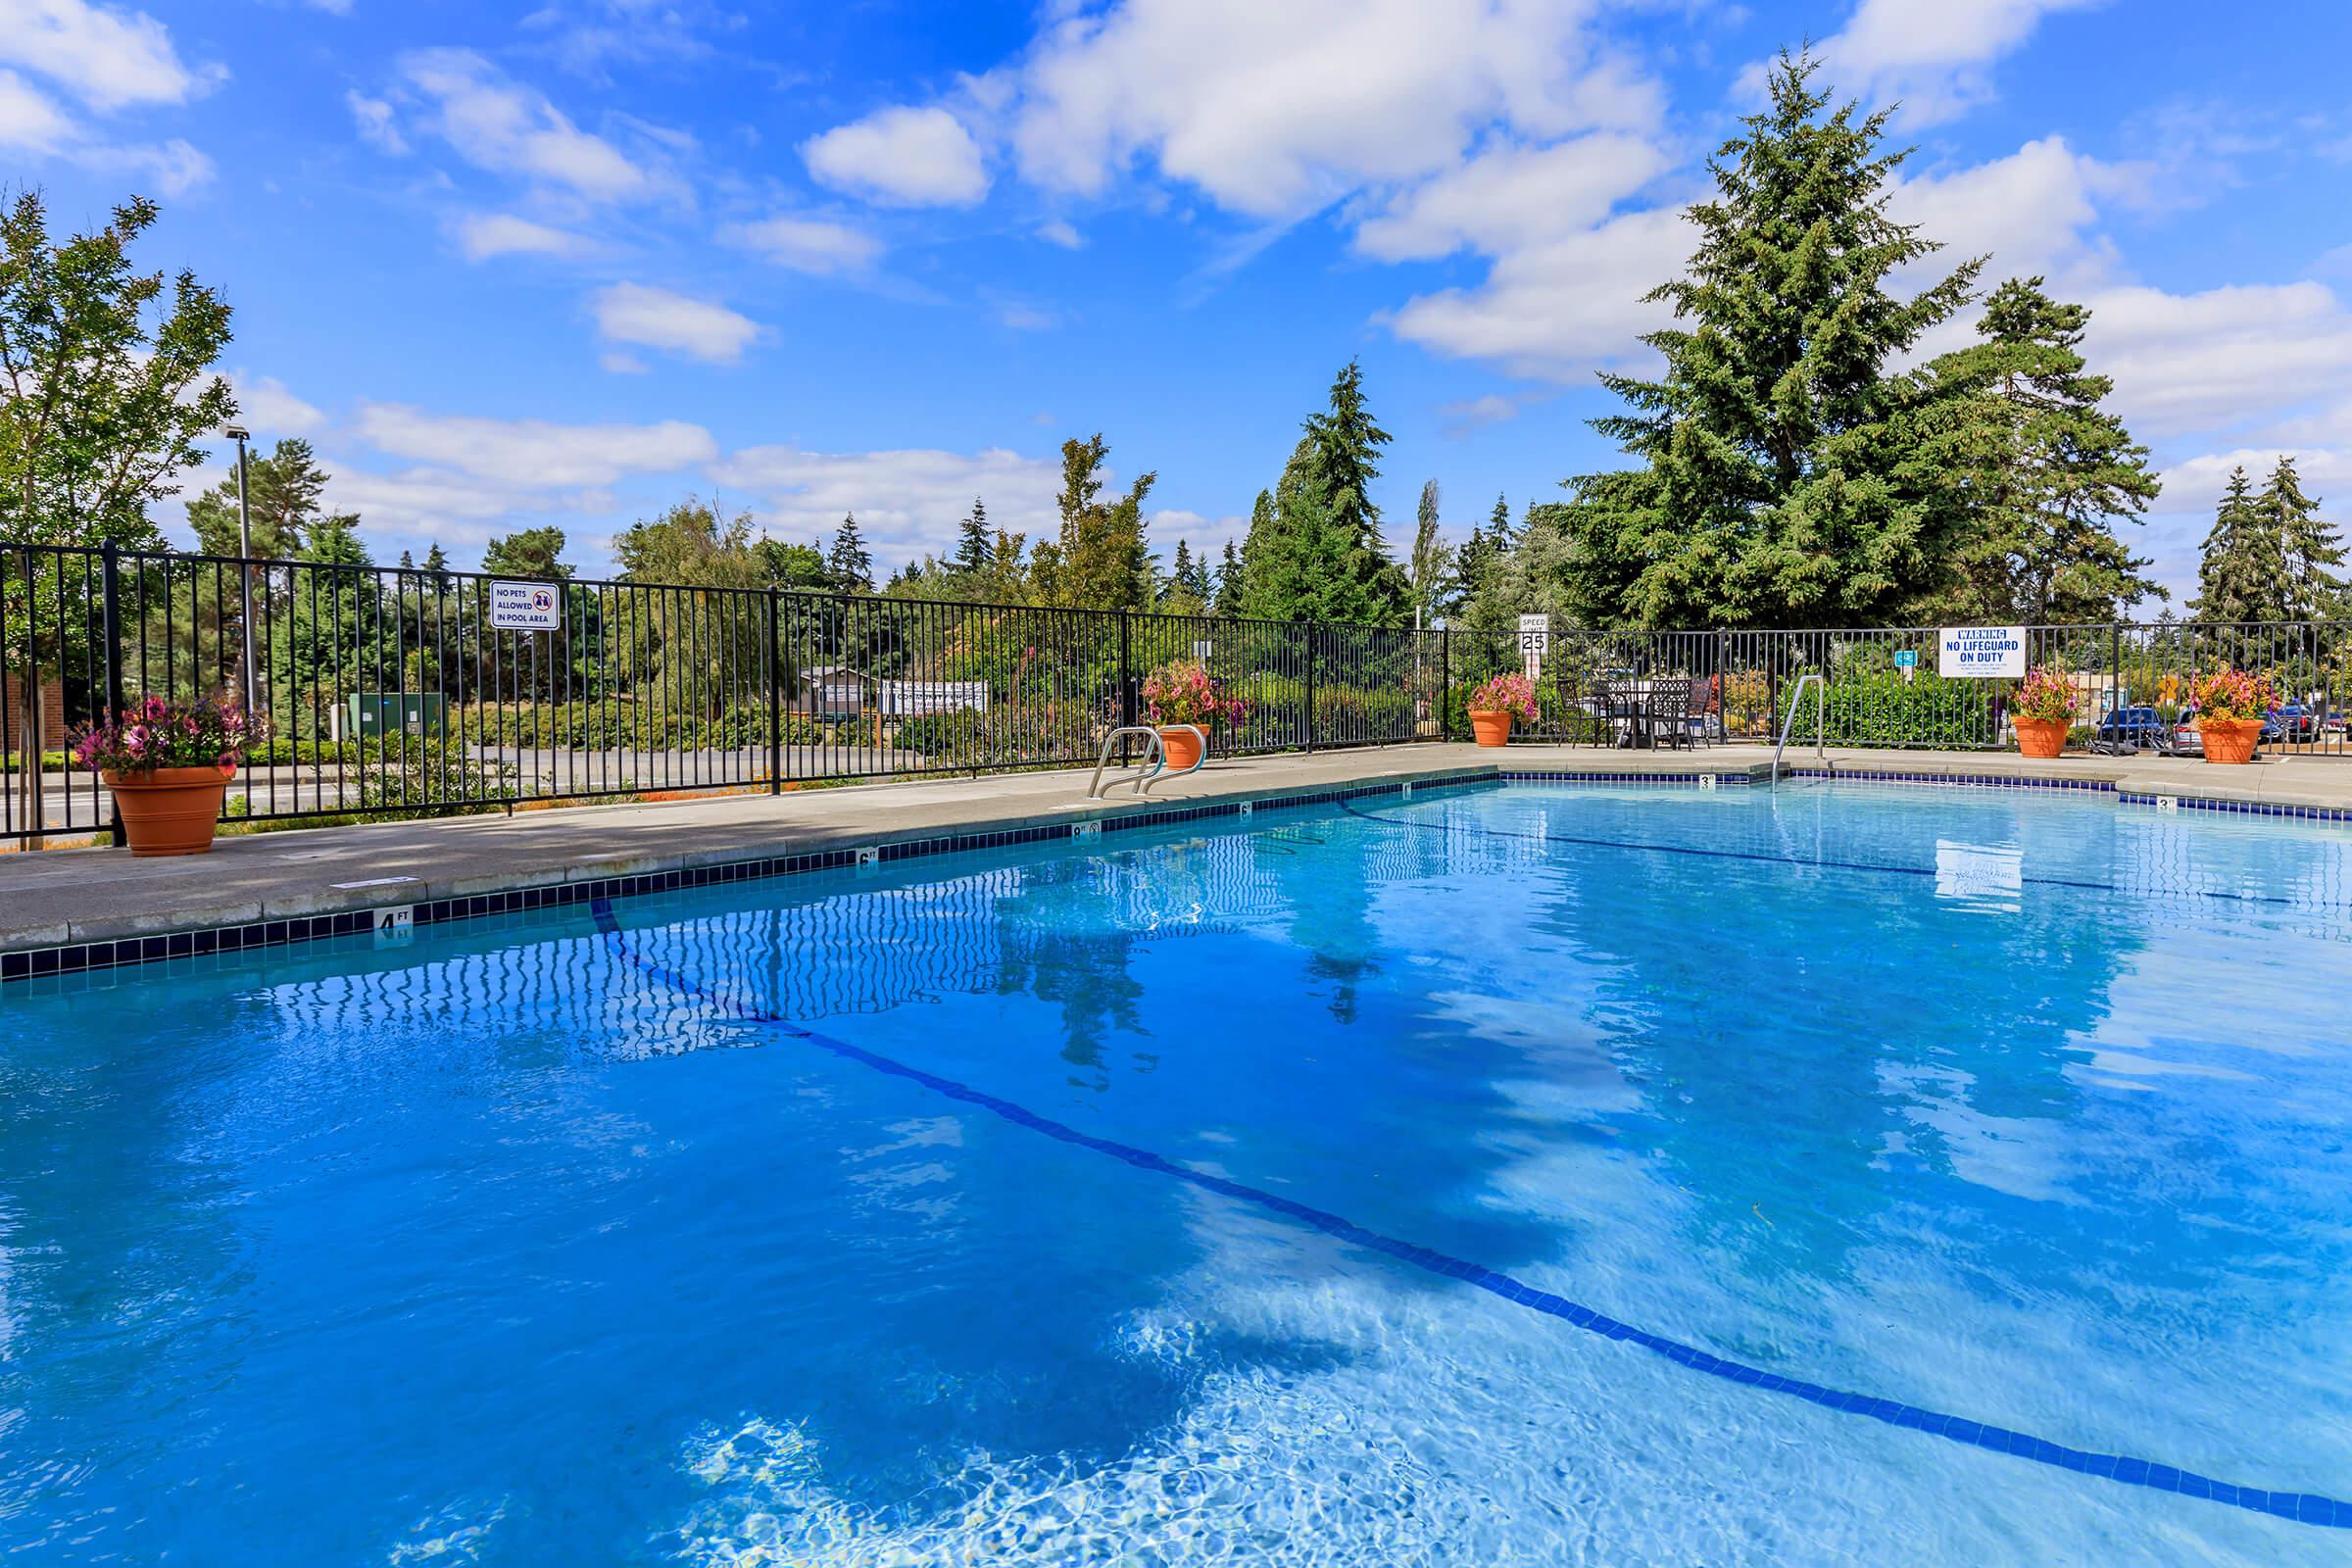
[1937,626,2025,678]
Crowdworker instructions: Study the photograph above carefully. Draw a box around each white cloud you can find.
[2085,282,2352,440]
[590,282,762,365]
[1439,393,1520,435]
[227,373,327,436]
[455,212,597,261]
[1890,136,2126,289]
[41,128,213,194]
[1149,507,1248,560]
[320,464,599,554]
[1806,0,2104,124]
[0,0,216,111]
[713,443,1070,564]
[1008,0,1655,220]
[1386,205,1693,379]
[354,404,718,488]
[803,105,990,208]
[0,68,71,149]
[1036,218,1084,249]
[395,48,656,203]
[1353,131,1672,263]
[719,215,882,276]
[346,89,406,154]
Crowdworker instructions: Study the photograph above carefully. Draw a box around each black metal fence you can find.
[6,539,2348,844]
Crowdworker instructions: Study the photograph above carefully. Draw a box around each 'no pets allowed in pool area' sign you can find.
[1937,625,2025,678]
[490,580,563,631]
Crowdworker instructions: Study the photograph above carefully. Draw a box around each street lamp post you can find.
[225,424,256,714]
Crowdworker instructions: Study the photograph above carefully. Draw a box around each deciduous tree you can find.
[0,192,232,549]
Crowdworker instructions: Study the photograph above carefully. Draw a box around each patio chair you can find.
[1592,679,1640,748]
[1643,678,1694,750]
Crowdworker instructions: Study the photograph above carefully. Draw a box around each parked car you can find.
[2172,709,2203,755]
[2264,702,2321,743]
[2091,705,2168,754]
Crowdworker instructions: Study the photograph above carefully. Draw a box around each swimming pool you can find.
[4,779,2350,1563]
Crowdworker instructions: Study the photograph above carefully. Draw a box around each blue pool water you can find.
[5,779,2352,1563]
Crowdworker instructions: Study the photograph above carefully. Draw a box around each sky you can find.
[6,0,2352,607]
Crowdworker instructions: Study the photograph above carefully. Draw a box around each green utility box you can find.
[343,693,445,738]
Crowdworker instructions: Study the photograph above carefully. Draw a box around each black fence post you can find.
[1440,627,1452,742]
[1117,610,1136,730]
[765,587,783,794]
[1304,621,1318,754]
[100,541,125,846]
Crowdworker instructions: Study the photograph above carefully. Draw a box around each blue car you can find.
[2092,705,2170,754]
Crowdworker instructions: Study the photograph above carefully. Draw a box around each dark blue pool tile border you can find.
[2116,789,2352,823]
[9,760,2342,987]
[0,770,1503,987]
[1784,766,2117,795]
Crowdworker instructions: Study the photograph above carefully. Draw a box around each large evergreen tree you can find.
[186,437,350,561]
[1302,360,1409,623]
[2264,457,2346,622]
[1561,52,1984,627]
[1213,539,1243,616]
[955,497,991,576]
[1162,539,1203,612]
[1028,434,1155,611]
[482,526,572,581]
[2190,467,2280,624]
[1931,277,2163,622]
[825,512,874,594]
[1238,367,1410,624]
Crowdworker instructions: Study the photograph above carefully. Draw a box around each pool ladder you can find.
[1086,725,1205,800]
[1772,674,1825,788]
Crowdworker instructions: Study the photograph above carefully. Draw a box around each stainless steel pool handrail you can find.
[1772,674,1826,787]
[1087,724,1207,799]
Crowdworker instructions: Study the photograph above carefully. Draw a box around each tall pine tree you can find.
[955,497,991,576]
[826,513,874,594]
[1563,51,1984,627]
[2190,468,2280,624]
[1213,539,1243,615]
[1028,434,1155,612]
[1303,360,1409,623]
[1238,366,1410,623]
[2264,457,2347,622]
[1932,276,2163,622]
[185,437,350,560]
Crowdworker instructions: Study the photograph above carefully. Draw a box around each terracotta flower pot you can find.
[104,765,230,857]
[2012,715,2069,759]
[1156,724,1206,771]
[1469,710,1514,747]
[2197,716,2263,765]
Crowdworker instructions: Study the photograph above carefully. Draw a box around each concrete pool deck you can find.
[6,741,2352,960]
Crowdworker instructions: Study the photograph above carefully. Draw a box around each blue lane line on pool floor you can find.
[590,894,2346,1532]
[1338,800,2328,911]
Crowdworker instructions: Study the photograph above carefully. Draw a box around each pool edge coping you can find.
[6,758,2348,984]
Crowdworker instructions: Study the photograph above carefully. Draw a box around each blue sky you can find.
[8,0,2352,604]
